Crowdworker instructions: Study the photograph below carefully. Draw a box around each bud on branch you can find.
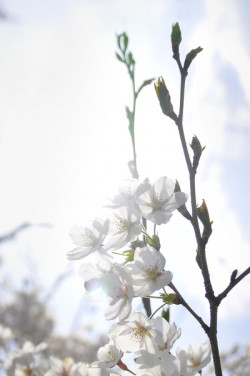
[197,200,213,245]
[171,22,182,57]
[154,77,178,121]
[190,135,206,172]
[184,46,203,71]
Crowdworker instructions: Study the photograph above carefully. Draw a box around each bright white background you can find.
[0,0,249,356]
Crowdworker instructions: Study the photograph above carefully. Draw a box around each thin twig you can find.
[169,282,209,334]
[216,267,250,304]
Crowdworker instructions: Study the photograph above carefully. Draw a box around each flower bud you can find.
[154,77,177,121]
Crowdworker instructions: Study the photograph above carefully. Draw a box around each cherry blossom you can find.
[176,339,211,375]
[5,341,48,376]
[106,178,150,211]
[101,266,134,321]
[136,352,180,376]
[45,356,75,376]
[92,340,123,368]
[109,312,157,354]
[128,246,173,296]
[137,176,188,225]
[104,206,142,251]
[151,317,181,352]
[78,255,134,320]
[67,219,109,260]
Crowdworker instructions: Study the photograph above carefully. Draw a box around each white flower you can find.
[151,317,181,353]
[78,253,116,302]
[72,363,105,376]
[4,341,48,376]
[128,246,173,296]
[137,357,180,376]
[106,178,150,210]
[67,218,109,260]
[78,252,113,282]
[101,266,134,321]
[137,176,188,225]
[92,340,123,368]
[176,339,211,375]
[109,312,157,354]
[0,324,14,345]
[78,255,134,320]
[105,206,142,251]
[44,356,82,376]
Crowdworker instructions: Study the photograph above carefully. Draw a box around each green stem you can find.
[130,72,139,179]
[149,302,167,319]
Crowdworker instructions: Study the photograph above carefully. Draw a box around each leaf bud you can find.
[197,200,213,244]
[230,269,238,282]
[190,135,205,171]
[136,78,155,98]
[184,46,203,71]
[171,22,182,56]
[174,180,192,221]
[117,32,129,53]
[154,77,177,121]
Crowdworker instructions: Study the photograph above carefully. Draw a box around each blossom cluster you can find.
[67,176,212,376]
[3,336,105,376]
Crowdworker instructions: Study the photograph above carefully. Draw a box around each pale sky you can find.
[0,0,249,355]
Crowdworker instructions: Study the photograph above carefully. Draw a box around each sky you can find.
[0,0,249,361]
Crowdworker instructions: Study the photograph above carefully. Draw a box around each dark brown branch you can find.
[173,58,222,375]
[169,282,209,334]
[216,267,250,304]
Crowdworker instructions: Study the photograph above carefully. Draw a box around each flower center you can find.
[143,265,158,279]
[150,195,164,210]
[82,230,98,246]
[189,357,201,368]
[114,215,130,233]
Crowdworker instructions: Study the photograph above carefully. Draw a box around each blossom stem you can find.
[141,226,153,242]
[130,71,139,179]
[149,302,167,319]
[118,43,152,316]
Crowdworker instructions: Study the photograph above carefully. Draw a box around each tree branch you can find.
[169,282,209,334]
[216,267,250,304]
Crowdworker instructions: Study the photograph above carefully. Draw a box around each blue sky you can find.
[0,0,249,359]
